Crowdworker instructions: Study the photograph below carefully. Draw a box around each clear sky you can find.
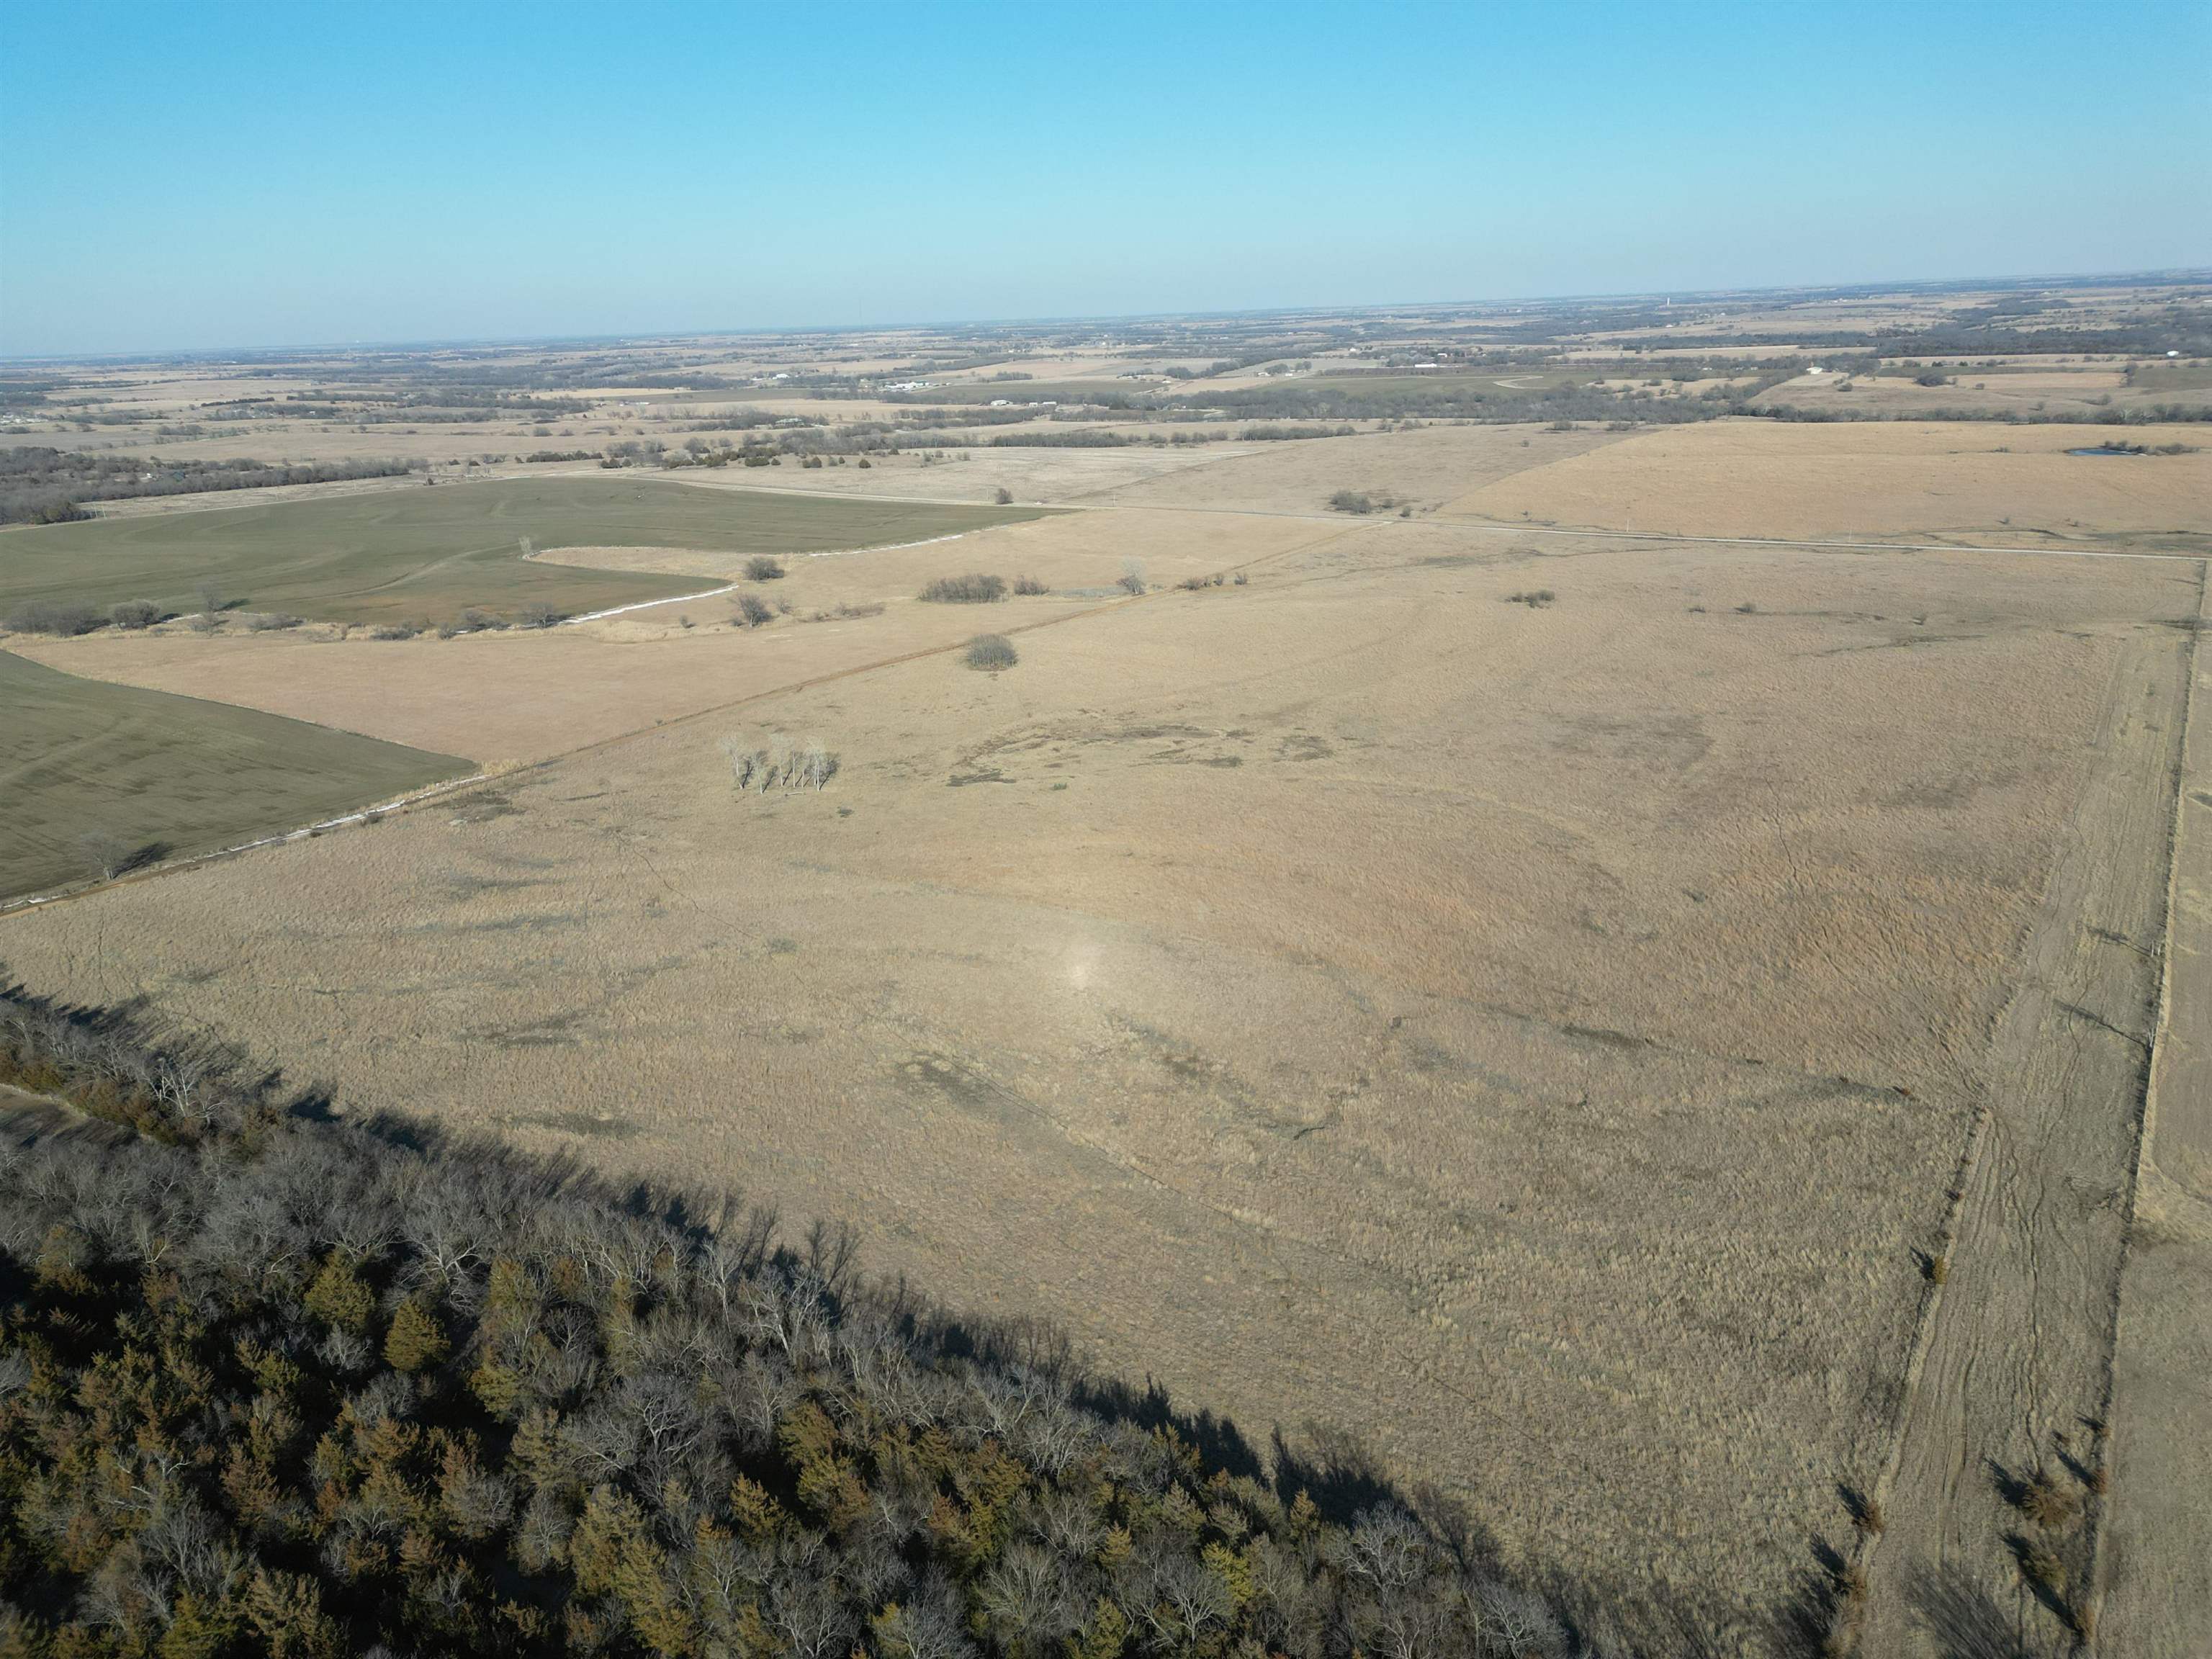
[2,0,2206,356]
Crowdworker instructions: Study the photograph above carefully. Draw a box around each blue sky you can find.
[2,0,2206,356]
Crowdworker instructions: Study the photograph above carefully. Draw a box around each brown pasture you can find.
[2,485,2192,1643]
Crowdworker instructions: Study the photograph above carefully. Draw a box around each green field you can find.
[0,649,468,901]
[0,477,1049,628]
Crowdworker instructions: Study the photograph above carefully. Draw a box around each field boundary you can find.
[0,768,490,917]
[2089,557,2211,1651]
[1858,611,2193,1654]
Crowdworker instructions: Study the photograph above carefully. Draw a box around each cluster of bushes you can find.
[798,601,886,625]
[6,500,94,526]
[919,575,1007,605]
[1328,491,1405,517]
[985,431,1132,449]
[1190,379,1719,427]
[724,735,840,793]
[1760,403,2210,426]
[0,981,1617,1658]
[0,449,413,525]
[5,601,108,637]
[1238,426,1356,442]
[963,634,1017,672]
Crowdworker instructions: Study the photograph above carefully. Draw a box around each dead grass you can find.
[2,519,2180,1643]
[1442,420,2212,545]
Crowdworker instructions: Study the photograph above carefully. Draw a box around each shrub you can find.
[5,600,103,636]
[2017,1472,2080,1527]
[369,621,421,641]
[2015,1537,2066,1593]
[1011,574,1048,595]
[918,572,1007,603]
[1117,560,1146,595]
[745,556,786,581]
[964,634,1018,671]
[243,611,304,631]
[734,593,775,628]
[517,601,564,629]
[1505,590,1555,608]
[994,487,1014,504]
[107,598,162,630]
[1328,490,1375,514]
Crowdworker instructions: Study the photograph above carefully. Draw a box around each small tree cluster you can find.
[724,735,840,793]
[4,601,102,637]
[918,574,1007,604]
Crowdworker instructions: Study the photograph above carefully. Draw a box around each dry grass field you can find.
[1091,421,1627,514]
[1443,419,2212,549]
[2,434,2198,1647]
[6,508,1336,760]
[6,289,2209,1652]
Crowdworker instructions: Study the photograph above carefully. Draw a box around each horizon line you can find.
[6,265,2207,368]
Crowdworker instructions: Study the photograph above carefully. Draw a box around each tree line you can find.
[0,980,1645,1658]
[0,449,416,526]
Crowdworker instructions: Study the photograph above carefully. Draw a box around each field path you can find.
[2095,563,2212,1654]
[1858,598,2193,1653]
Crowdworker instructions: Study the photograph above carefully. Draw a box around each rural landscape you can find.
[5,3,2210,1656]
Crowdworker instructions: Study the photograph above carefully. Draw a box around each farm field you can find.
[1441,418,2212,548]
[0,647,466,900]
[1092,419,1626,514]
[0,475,1048,626]
[4,506,1332,760]
[4,284,2210,1653]
[1,434,2198,1648]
